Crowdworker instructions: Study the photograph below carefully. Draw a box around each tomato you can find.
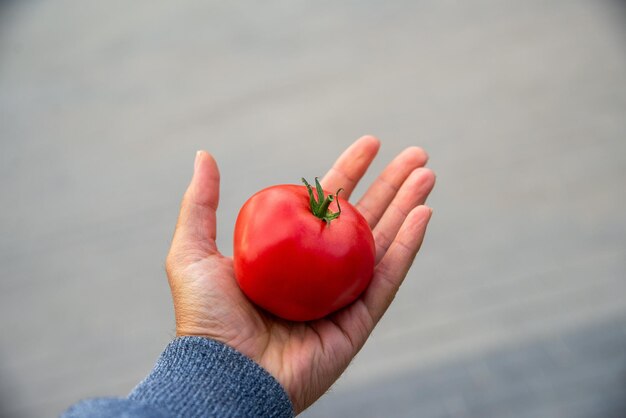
[233,178,375,321]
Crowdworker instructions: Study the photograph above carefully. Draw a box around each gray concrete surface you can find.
[1,1,625,417]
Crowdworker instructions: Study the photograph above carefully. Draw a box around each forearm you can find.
[62,337,293,418]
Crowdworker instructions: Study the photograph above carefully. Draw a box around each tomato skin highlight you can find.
[233,184,375,321]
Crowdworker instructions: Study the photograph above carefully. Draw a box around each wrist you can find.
[130,337,293,417]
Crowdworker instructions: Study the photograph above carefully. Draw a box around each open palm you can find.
[165,136,435,414]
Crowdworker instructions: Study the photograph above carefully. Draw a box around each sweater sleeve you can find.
[61,337,294,418]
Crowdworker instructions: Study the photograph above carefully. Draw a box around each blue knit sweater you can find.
[61,337,294,418]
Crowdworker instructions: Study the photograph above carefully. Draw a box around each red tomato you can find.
[234,178,375,321]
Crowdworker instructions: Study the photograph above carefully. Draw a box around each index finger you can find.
[320,135,381,199]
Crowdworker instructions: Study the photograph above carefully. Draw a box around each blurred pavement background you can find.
[1,1,625,417]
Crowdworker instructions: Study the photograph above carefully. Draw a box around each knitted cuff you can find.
[129,337,293,418]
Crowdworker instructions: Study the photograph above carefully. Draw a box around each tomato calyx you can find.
[302,177,343,225]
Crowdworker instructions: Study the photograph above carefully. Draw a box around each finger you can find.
[363,205,432,324]
[320,135,381,199]
[171,151,221,255]
[356,146,429,229]
[372,167,435,263]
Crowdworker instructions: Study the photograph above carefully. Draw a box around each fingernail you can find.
[419,205,433,218]
[194,150,203,172]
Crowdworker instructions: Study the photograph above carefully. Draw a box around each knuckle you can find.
[165,251,179,277]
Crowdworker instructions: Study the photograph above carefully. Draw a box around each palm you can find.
[171,247,364,411]
[166,136,435,414]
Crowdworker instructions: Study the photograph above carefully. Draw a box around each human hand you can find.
[165,135,435,414]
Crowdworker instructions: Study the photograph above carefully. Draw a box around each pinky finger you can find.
[362,205,433,325]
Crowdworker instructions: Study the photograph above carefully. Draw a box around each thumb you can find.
[171,151,221,258]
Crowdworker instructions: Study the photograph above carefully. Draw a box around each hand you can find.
[165,135,435,414]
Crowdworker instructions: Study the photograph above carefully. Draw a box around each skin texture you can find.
[234,184,375,321]
[165,135,435,414]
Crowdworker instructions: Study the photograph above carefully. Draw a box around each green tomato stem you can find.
[302,177,343,225]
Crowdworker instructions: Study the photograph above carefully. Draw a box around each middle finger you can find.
[356,146,429,229]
